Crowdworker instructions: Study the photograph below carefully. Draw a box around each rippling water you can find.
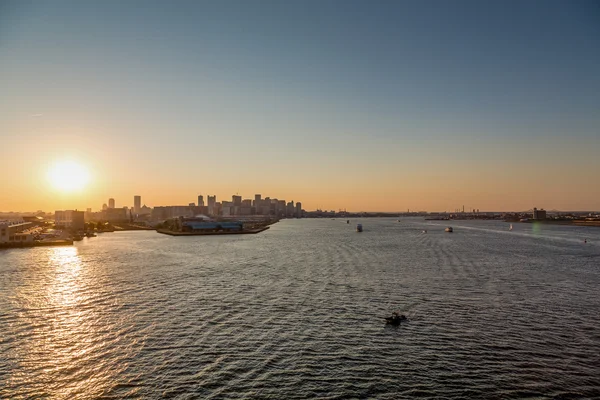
[1,218,599,399]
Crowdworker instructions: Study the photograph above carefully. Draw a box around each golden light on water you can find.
[47,160,90,192]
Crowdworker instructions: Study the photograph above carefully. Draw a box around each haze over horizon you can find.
[1,1,599,213]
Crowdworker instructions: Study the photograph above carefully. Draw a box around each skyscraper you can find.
[198,195,204,207]
[108,198,115,209]
[134,195,141,213]
[296,202,302,218]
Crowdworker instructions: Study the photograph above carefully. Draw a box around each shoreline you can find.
[0,240,74,249]
[156,226,270,236]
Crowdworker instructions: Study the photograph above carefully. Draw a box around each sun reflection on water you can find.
[4,246,123,398]
[49,246,83,307]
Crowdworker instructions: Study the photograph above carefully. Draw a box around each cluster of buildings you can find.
[151,194,303,221]
[50,194,304,226]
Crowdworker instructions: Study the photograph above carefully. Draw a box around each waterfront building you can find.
[232,195,242,207]
[0,220,36,244]
[55,210,85,230]
[533,207,547,220]
[134,196,141,213]
[296,202,302,218]
[198,195,204,207]
[286,201,295,218]
[277,200,286,217]
[108,198,115,209]
[253,194,261,208]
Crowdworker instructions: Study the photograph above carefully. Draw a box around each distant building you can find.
[296,202,302,218]
[108,198,115,209]
[277,200,286,217]
[222,201,233,217]
[232,195,242,207]
[134,196,141,213]
[207,195,216,216]
[55,210,85,231]
[102,208,128,222]
[198,195,204,207]
[151,206,194,221]
[253,194,261,208]
[102,203,108,211]
[286,201,295,217]
[533,208,547,220]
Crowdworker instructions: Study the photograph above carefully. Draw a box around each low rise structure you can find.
[0,220,35,244]
[55,210,85,230]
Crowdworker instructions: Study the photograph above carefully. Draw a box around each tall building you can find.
[134,195,141,213]
[198,195,204,207]
[207,195,216,216]
[253,194,261,208]
[102,203,108,211]
[296,202,302,218]
[286,201,295,217]
[108,198,115,209]
[232,195,242,207]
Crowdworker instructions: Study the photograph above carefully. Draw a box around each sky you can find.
[1,0,599,212]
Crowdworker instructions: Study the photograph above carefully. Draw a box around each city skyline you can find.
[1,1,599,212]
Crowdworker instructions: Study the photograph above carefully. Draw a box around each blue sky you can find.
[1,1,599,211]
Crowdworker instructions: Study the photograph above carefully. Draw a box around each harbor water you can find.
[1,218,599,398]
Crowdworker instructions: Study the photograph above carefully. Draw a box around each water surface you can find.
[1,218,599,398]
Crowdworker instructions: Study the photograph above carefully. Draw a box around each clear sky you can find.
[1,0,599,212]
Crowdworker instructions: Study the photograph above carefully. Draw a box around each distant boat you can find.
[356,224,363,232]
[445,227,453,233]
[422,230,427,233]
[509,224,513,231]
[347,220,350,224]
[397,219,401,222]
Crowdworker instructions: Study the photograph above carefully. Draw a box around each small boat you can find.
[509,224,513,231]
[397,219,401,222]
[347,220,350,224]
[72,235,83,241]
[356,224,363,232]
[385,313,407,325]
[422,230,427,233]
[445,227,453,233]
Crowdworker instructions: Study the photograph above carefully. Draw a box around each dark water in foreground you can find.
[1,218,599,399]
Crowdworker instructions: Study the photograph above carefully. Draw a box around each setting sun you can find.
[47,160,90,192]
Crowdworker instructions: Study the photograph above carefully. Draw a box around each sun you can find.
[48,160,91,192]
